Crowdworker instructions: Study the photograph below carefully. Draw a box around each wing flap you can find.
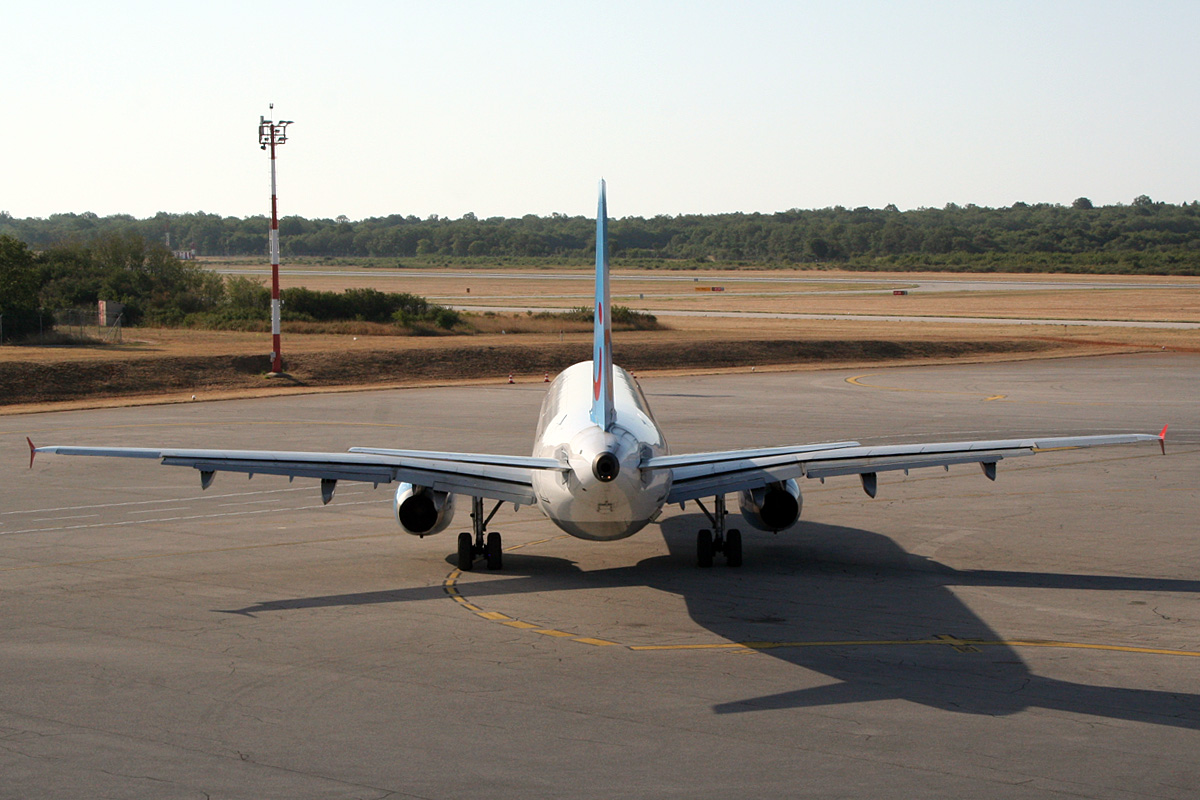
[173,457,396,485]
[667,465,807,504]
[803,451,1015,479]
[348,446,568,472]
[35,445,540,505]
[642,441,860,470]
[662,431,1160,504]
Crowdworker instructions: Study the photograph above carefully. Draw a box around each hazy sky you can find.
[5,1,1198,220]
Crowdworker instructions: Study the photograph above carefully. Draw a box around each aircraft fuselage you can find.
[532,362,671,540]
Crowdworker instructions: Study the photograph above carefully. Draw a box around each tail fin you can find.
[591,180,615,431]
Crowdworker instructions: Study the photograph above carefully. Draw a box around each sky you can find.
[4,1,1199,221]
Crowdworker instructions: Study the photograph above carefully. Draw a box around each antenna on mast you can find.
[258,104,293,374]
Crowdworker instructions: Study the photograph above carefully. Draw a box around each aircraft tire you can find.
[725,529,742,567]
[457,532,474,571]
[697,529,714,568]
[486,531,503,570]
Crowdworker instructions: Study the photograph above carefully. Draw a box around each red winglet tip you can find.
[1158,424,1168,455]
[26,437,36,469]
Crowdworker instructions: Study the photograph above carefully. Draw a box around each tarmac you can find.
[3,353,1197,799]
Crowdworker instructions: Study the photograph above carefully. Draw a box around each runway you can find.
[3,354,1198,798]
[450,304,1200,329]
[222,266,1199,293]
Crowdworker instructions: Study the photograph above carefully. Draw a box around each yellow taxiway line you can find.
[445,546,1200,660]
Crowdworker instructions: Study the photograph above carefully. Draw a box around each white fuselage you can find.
[531,362,671,540]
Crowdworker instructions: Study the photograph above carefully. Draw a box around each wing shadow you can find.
[651,515,1200,729]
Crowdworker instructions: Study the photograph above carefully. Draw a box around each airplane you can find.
[29,182,1167,571]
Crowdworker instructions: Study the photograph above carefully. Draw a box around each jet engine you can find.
[738,479,802,531]
[394,483,456,536]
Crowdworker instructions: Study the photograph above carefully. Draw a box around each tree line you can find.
[2,195,1199,274]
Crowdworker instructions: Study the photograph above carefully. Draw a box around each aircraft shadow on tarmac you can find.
[218,513,1200,730]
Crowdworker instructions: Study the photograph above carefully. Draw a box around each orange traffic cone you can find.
[508,373,514,384]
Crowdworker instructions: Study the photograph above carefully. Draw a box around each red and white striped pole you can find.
[258,106,292,374]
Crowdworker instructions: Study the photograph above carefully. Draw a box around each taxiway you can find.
[3,354,1197,798]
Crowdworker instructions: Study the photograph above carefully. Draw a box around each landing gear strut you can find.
[457,496,505,571]
[694,494,742,568]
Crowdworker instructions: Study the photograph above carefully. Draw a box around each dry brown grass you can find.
[2,267,1196,413]
[3,313,1192,369]
[467,314,591,335]
[214,265,1200,322]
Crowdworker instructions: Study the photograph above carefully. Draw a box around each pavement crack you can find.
[1152,605,1178,622]
[97,769,173,784]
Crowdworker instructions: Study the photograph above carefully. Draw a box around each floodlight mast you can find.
[258,105,292,374]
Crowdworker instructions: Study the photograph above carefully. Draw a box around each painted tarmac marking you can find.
[30,514,99,522]
[847,373,992,396]
[445,540,1200,660]
[934,633,981,653]
[1,497,383,537]
[844,372,1107,405]
[0,529,407,572]
[444,546,619,646]
[0,485,319,517]
[9,419,446,437]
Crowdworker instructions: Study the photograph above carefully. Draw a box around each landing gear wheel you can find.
[725,528,742,567]
[697,529,714,568]
[485,530,503,570]
[457,531,474,571]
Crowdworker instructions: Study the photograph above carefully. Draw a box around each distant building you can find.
[98,300,124,326]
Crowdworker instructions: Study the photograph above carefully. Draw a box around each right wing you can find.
[30,443,570,506]
[653,429,1166,504]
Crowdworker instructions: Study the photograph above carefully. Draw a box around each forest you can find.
[2,195,1198,275]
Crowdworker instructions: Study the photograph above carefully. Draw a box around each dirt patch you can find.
[1,337,1050,409]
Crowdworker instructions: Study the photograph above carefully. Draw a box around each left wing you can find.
[30,443,570,506]
[654,428,1167,504]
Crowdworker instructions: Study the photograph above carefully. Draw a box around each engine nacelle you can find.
[394,483,456,536]
[738,479,802,532]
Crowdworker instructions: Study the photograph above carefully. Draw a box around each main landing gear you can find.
[693,494,742,568]
[457,496,505,571]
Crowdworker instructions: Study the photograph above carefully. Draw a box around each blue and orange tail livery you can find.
[591,180,616,431]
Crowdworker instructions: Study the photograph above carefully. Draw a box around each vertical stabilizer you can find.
[591,180,616,431]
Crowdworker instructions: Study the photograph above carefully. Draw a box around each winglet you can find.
[1159,423,1168,455]
[27,437,36,469]
[590,180,615,431]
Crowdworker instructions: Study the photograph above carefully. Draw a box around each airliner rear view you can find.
[30,182,1166,570]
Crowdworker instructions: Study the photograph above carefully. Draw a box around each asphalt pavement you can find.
[3,353,1197,799]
